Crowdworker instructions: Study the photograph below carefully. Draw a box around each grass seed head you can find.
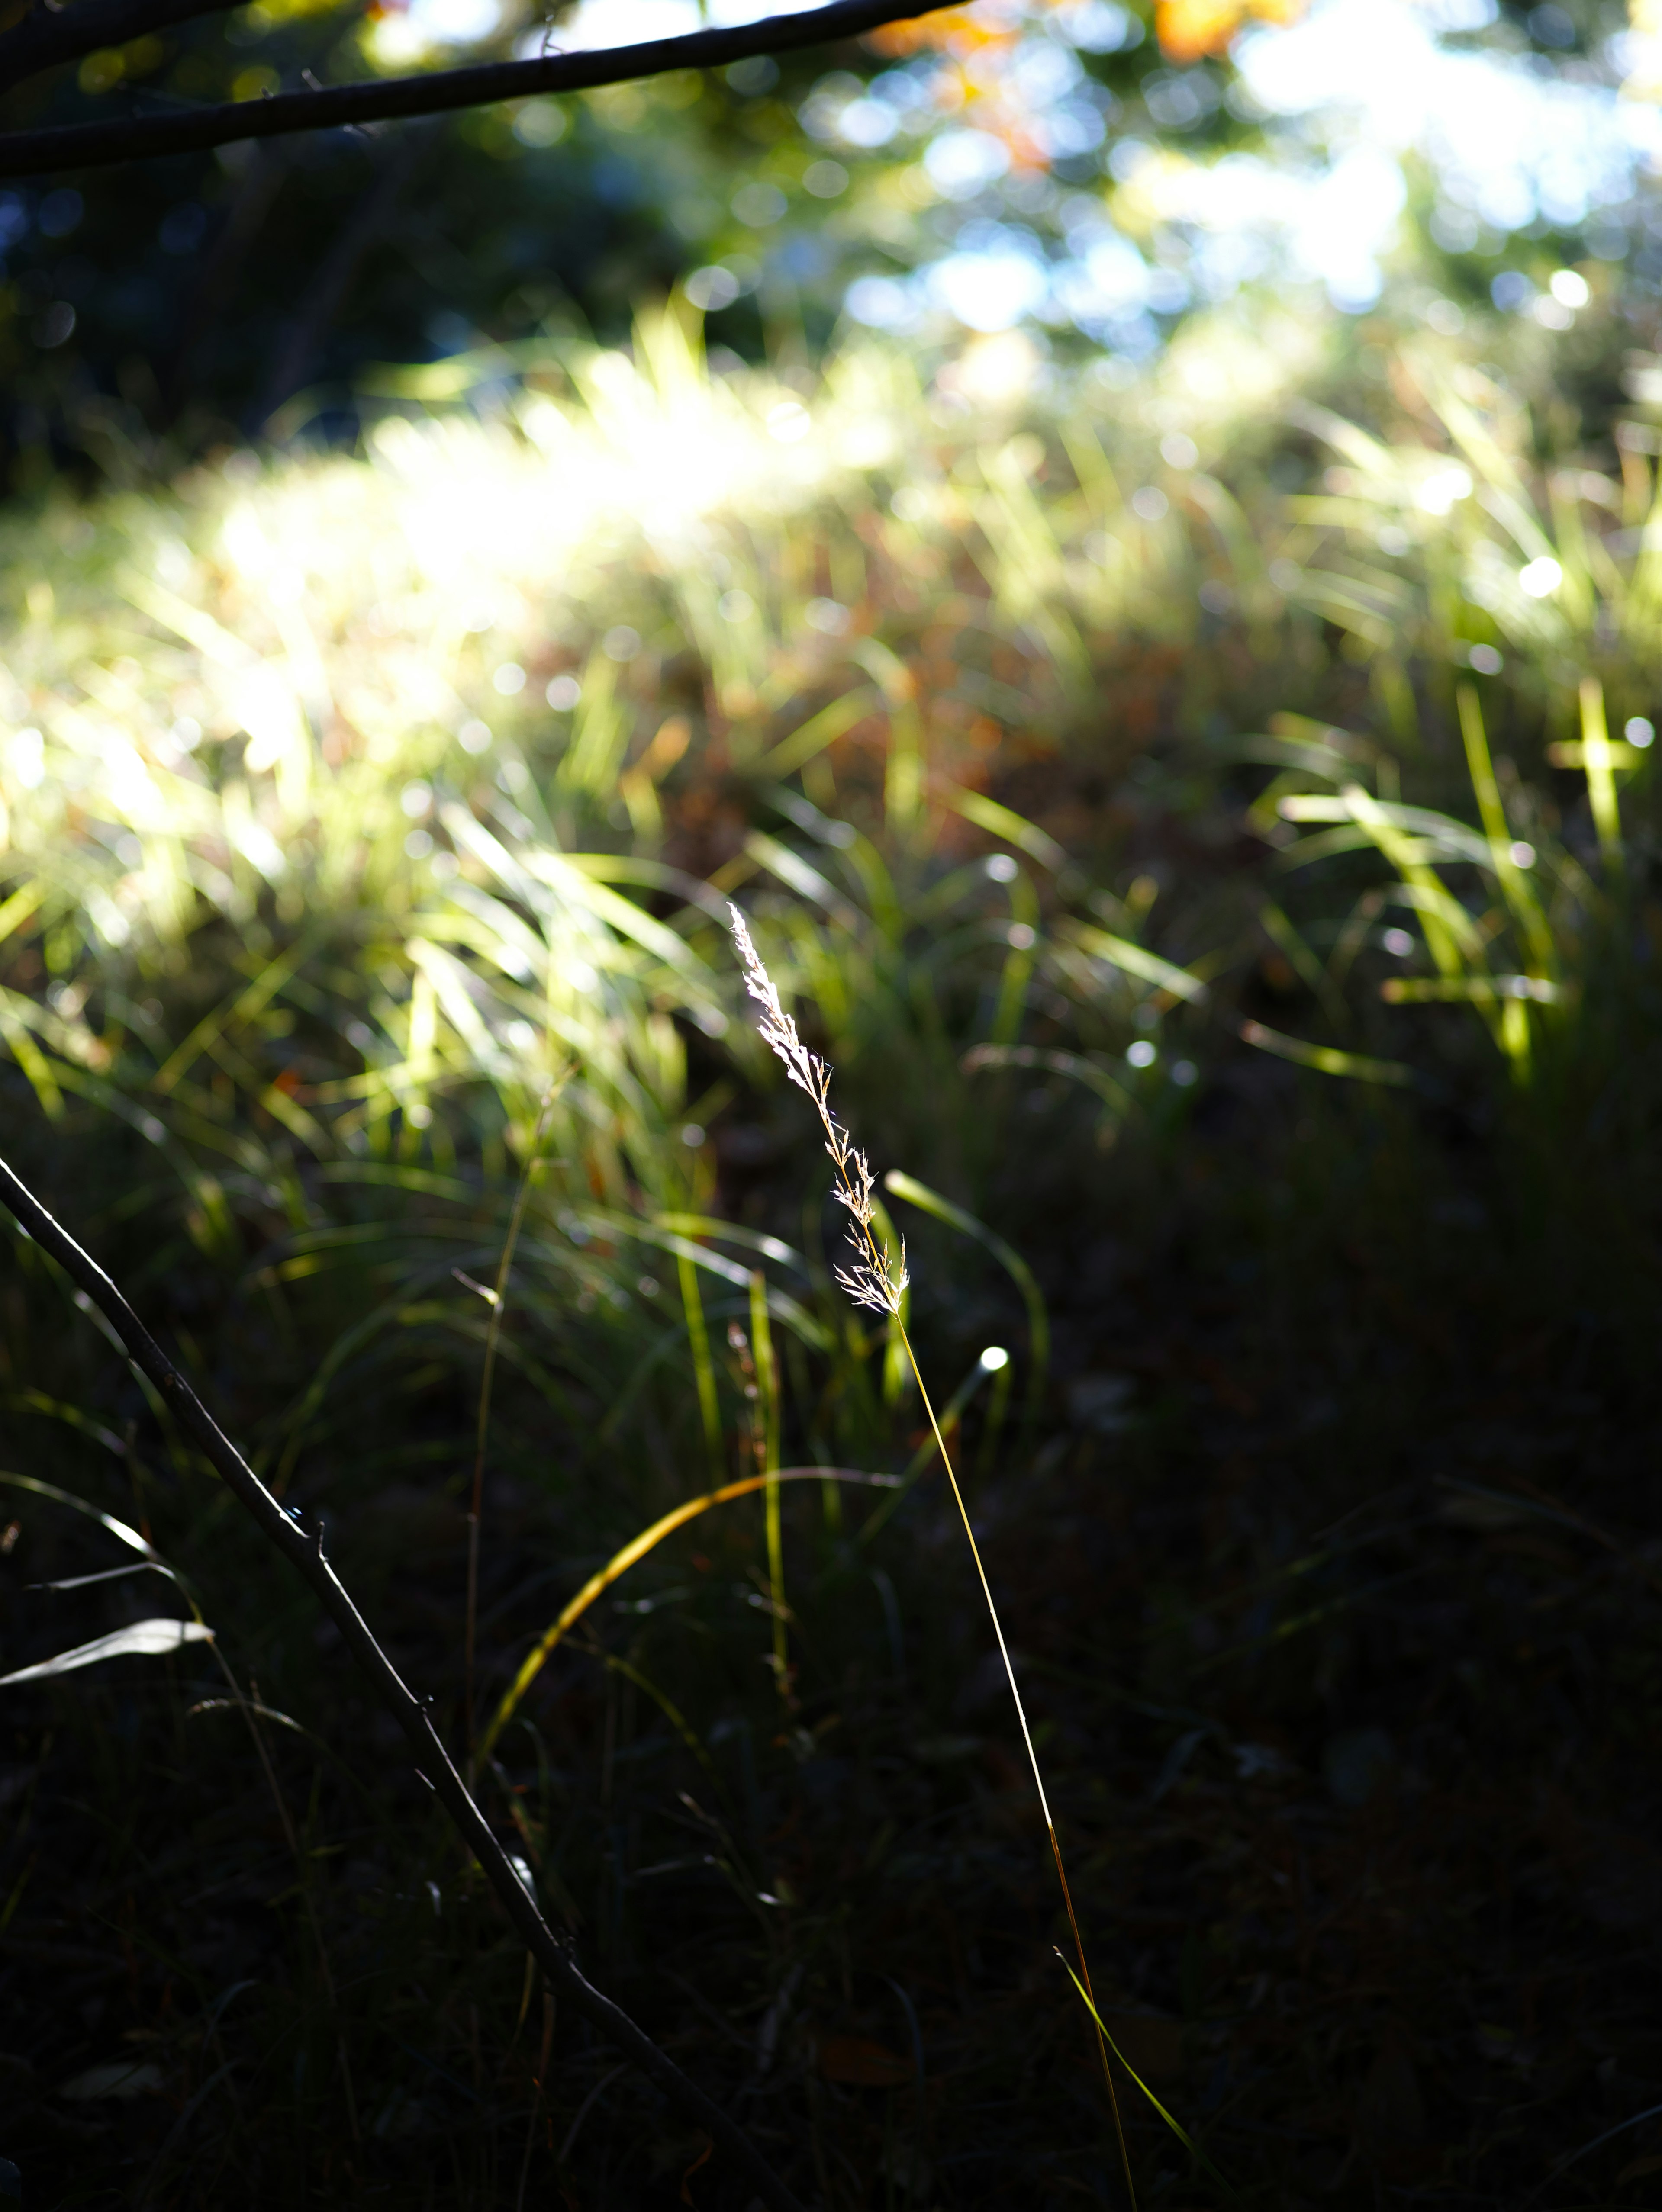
[728,903,907,1316]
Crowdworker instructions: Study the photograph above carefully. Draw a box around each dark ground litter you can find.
[1,1056,1661,2211]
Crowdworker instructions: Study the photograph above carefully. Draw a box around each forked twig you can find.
[0,1148,806,2212]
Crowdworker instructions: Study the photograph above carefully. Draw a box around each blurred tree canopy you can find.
[0,0,1655,486]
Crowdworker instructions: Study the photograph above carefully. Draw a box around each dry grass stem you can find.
[729,906,1134,2202]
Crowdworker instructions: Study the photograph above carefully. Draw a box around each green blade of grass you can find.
[884,1170,1049,1442]
[477,1467,898,1766]
[1056,1955,1243,2207]
[748,1269,787,1696]
[1238,1019,1411,1085]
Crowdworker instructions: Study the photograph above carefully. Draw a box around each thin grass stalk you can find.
[476,1466,895,1765]
[1578,675,1624,882]
[0,1149,808,2212]
[898,1326,1134,2206]
[464,1086,556,1774]
[748,1269,788,1698]
[515,1993,557,2212]
[209,1642,361,2147]
[677,1244,722,1477]
[727,904,1135,2206]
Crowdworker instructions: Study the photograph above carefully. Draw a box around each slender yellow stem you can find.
[476,1466,893,1767]
[898,1323,1136,2212]
[727,908,1134,2200]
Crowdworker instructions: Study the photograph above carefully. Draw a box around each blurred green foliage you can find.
[0,0,1655,486]
[4,10,1662,2187]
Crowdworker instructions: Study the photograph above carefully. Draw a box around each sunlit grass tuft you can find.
[2,291,1660,2200]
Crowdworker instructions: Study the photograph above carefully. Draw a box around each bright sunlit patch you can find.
[979,1344,1010,1371]
[1518,556,1563,598]
[409,0,499,42]
[554,0,819,48]
[844,275,916,330]
[925,245,1049,333]
[1211,0,1662,312]
[923,129,1012,199]
[1417,464,1472,516]
[7,727,45,790]
[767,400,812,442]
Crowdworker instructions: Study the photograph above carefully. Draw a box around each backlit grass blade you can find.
[1063,921,1210,1005]
[989,862,1040,1047]
[754,686,878,780]
[749,1270,787,1697]
[857,1347,1004,1545]
[727,909,1131,2197]
[1456,683,1555,974]
[595,1648,730,1807]
[1259,900,1346,1028]
[654,1215,813,1283]
[885,1170,1049,1443]
[477,1468,896,1767]
[0,1470,164,1561]
[1381,976,1559,1005]
[1578,675,1624,878]
[960,1042,1131,1125]
[934,781,1066,871]
[1334,784,1473,989]
[465,1085,559,1772]
[0,1619,214,1685]
[0,1000,63,1118]
[1057,1956,1243,2208]
[681,1243,725,1474]
[152,940,315,1097]
[1238,1020,1411,1085]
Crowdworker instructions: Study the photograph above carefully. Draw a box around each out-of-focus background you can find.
[6,0,1662,460]
[4,3,1662,2207]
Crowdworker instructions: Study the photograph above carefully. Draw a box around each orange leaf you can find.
[1156,0,1305,64]
[818,2035,914,2087]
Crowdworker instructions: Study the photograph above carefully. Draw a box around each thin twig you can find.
[0,0,961,178]
[0,1148,807,2212]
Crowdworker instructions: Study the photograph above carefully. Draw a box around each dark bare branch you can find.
[0,1147,809,2212]
[0,0,957,177]
[0,0,244,100]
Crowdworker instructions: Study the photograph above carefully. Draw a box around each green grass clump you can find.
[0,296,1659,2208]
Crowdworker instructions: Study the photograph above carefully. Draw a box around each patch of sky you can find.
[547,0,824,47]
[1235,0,1662,244]
[924,221,1052,332]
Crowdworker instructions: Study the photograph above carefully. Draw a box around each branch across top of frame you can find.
[0,0,963,178]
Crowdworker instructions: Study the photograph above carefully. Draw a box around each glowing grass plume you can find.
[728,903,1135,2201]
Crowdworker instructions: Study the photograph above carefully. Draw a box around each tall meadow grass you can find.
[1,293,1659,2202]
